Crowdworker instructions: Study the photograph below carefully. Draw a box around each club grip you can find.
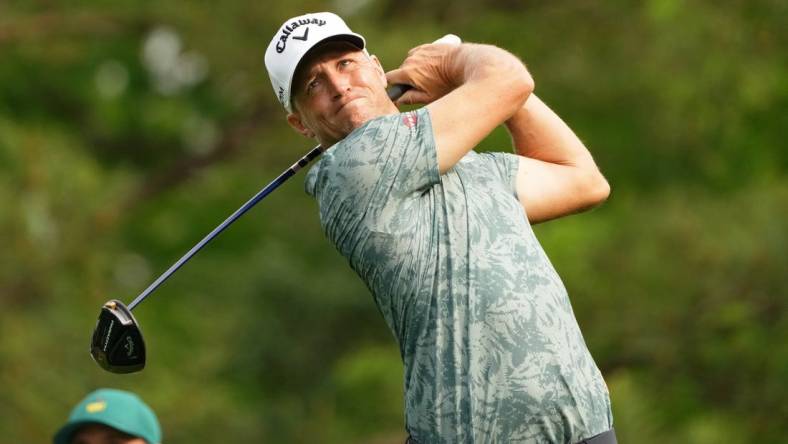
[387,84,410,101]
[387,34,462,101]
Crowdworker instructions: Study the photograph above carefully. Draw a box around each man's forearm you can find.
[400,42,532,174]
[505,94,597,170]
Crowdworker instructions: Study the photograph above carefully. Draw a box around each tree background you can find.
[1,0,786,442]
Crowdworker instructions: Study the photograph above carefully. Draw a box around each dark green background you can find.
[1,1,786,442]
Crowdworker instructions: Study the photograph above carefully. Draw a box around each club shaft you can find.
[126,85,415,311]
[127,146,323,310]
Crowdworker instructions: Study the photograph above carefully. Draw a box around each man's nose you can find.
[324,71,350,99]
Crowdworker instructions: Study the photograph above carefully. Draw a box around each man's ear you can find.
[369,54,387,86]
[287,112,315,139]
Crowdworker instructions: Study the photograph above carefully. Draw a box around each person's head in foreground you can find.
[265,12,398,148]
[53,388,161,444]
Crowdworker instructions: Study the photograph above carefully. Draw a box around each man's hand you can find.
[385,42,462,106]
[391,42,533,174]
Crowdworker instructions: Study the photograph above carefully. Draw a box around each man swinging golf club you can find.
[265,11,615,443]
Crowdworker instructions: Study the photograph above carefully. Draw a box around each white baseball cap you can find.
[265,12,366,112]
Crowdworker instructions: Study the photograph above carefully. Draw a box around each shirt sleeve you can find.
[475,151,520,198]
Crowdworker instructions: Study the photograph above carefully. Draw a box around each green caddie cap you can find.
[53,388,161,444]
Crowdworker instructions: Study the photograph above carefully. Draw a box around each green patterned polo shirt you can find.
[305,108,612,443]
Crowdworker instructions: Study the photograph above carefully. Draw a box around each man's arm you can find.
[505,94,610,224]
[386,43,534,174]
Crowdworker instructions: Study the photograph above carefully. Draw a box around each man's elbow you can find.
[509,68,534,110]
[584,171,611,207]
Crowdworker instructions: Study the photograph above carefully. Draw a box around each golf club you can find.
[90,34,461,374]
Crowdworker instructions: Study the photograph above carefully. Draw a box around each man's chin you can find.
[328,100,389,140]
[339,110,373,130]
[338,99,365,116]
[354,99,390,122]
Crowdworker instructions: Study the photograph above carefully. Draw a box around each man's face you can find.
[69,423,147,444]
[287,41,395,147]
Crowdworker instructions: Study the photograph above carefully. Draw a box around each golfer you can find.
[265,12,615,443]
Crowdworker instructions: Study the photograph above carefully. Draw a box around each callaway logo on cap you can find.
[264,12,366,112]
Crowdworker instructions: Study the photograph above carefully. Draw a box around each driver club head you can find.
[90,299,146,373]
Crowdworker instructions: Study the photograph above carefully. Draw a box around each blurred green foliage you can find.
[1,0,786,442]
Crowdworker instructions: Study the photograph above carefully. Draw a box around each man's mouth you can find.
[338,96,363,112]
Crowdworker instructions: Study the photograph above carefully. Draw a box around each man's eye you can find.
[339,59,352,67]
[306,79,319,93]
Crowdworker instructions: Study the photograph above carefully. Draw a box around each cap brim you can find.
[53,422,83,444]
[55,421,123,444]
[325,33,364,50]
[53,420,153,444]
